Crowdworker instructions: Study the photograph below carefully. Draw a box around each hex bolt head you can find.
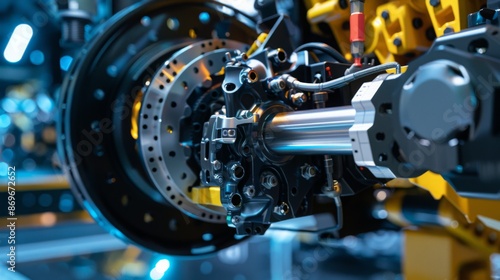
[301,165,317,180]
[381,10,390,20]
[393,37,402,47]
[212,160,221,171]
[243,185,256,198]
[430,0,440,7]
[261,173,278,189]
[274,202,290,215]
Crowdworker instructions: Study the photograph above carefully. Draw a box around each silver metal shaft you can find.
[264,106,355,155]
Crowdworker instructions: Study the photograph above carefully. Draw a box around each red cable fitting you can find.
[350,12,365,42]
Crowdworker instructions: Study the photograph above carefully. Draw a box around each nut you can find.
[274,202,289,215]
[291,92,307,106]
[243,185,256,198]
[301,164,317,180]
[261,173,278,189]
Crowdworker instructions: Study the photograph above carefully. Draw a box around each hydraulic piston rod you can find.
[264,106,355,155]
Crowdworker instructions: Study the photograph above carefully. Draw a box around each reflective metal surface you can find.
[264,106,355,155]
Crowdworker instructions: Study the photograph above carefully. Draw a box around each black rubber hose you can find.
[294,42,349,63]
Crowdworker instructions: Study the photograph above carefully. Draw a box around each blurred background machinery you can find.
[2,0,500,279]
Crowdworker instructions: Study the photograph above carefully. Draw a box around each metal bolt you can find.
[212,160,222,171]
[393,37,402,47]
[488,232,497,244]
[301,165,317,180]
[475,223,484,236]
[239,110,253,119]
[231,215,241,225]
[443,27,454,34]
[429,0,440,7]
[213,174,223,185]
[261,173,278,189]
[381,10,390,20]
[274,202,290,215]
[412,18,423,29]
[291,92,307,106]
[243,185,256,198]
[269,78,286,93]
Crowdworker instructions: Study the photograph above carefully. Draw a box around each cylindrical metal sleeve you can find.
[264,106,355,155]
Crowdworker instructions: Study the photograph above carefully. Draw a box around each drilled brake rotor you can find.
[57,0,255,255]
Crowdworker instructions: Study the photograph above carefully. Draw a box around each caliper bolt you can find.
[261,173,278,189]
[243,185,256,198]
[274,202,290,215]
[212,160,222,171]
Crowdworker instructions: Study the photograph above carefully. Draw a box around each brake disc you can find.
[139,39,249,222]
[58,0,255,255]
